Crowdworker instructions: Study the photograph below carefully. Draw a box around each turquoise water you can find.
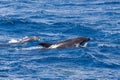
[0,0,120,80]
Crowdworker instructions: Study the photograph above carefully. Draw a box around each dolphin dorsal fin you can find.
[39,42,52,48]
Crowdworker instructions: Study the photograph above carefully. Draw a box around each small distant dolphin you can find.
[39,37,90,49]
[19,36,40,43]
[8,36,40,44]
[0,36,40,47]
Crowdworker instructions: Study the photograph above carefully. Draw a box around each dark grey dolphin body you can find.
[39,37,90,49]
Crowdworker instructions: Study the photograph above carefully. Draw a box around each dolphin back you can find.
[39,42,52,48]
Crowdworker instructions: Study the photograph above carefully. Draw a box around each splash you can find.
[8,39,19,44]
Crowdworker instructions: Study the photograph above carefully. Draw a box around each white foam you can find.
[21,46,42,50]
[15,46,42,51]
[8,39,19,44]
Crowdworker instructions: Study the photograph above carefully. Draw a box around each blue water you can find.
[0,0,120,80]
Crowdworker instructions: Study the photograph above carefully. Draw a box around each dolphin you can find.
[8,36,40,44]
[39,37,90,49]
[0,36,40,47]
[19,36,40,43]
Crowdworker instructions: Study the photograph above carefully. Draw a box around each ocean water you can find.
[0,0,120,80]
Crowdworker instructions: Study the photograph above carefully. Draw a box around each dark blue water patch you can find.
[95,1,120,5]
[0,18,47,28]
[95,20,113,26]
[0,18,47,29]
[74,53,120,69]
[0,1,12,5]
[99,46,119,54]
[23,48,84,63]
[10,64,36,74]
[0,69,9,73]
[0,17,29,25]
[29,10,61,19]
[52,22,98,36]
[40,78,62,80]
[15,0,35,4]
[107,33,120,40]
[0,74,8,78]
[103,12,120,18]
[51,22,77,31]
[31,57,76,64]
[54,3,87,7]
[112,38,120,44]
[0,18,50,36]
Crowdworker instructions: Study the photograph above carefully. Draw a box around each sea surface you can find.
[0,0,120,80]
